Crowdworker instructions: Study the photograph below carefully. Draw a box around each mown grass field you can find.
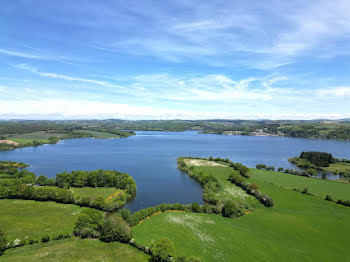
[250,169,350,200]
[73,130,119,139]
[69,187,122,200]
[134,167,350,262]
[0,199,84,241]
[193,166,261,208]
[1,238,149,262]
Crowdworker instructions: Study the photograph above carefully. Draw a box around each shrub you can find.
[191,202,200,213]
[247,183,259,192]
[74,209,103,238]
[28,239,36,245]
[100,216,132,243]
[41,235,50,243]
[0,230,6,256]
[261,195,274,207]
[325,195,333,201]
[120,208,131,223]
[222,201,240,218]
[150,238,175,262]
[302,188,309,194]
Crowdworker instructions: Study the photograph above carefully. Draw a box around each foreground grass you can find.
[0,199,83,241]
[134,167,350,262]
[250,169,350,200]
[1,238,149,262]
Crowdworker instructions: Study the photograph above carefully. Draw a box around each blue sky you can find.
[0,0,349,120]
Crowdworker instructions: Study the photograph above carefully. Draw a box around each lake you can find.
[1,131,350,211]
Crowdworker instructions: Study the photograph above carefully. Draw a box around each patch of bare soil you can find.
[0,140,19,146]
[184,159,227,167]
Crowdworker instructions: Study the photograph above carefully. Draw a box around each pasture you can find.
[250,169,350,200]
[0,199,84,242]
[133,166,350,262]
[1,238,149,262]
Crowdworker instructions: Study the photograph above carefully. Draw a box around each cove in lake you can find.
[1,131,350,211]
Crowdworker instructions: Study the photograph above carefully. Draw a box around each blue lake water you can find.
[1,131,350,211]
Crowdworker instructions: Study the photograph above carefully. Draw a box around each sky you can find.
[0,0,349,120]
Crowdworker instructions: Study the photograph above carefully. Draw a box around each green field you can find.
[133,167,350,262]
[0,199,84,241]
[323,162,350,174]
[74,130,119,139]
[69,187,122,200]
[8,131,67,141]
[250,169,350,200]
[11,138,50,144]
[192,166,260,208]
[1,238,149,262]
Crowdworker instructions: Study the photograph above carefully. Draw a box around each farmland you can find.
[133,164,350,262]
[1,238,149,262]
[0,199,83,242]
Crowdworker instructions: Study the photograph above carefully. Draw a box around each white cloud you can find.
[0,48,44,60]
[316,87,350,97]
[16,64,124,89]
[0,98,349,120]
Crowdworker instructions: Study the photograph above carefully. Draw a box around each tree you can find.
[222,201,240,217]
[191,202,200,212]
[247,183,259,192]
[100,216,132,243]
[0,229,6,256]
[150,238,175,262]
[74,209,103,238]
[21,174,35,184]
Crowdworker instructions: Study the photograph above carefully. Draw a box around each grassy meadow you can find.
[133,166,350,262]
[8,131,68,145]
[1,238,149,262]
[250,169,350,200]
[69,187,122,200]
[193,166,260,208]
[0,199,84,242]
[73,130,119,139]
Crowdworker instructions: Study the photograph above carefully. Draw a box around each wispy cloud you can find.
[16,64,124,89]
[0,48,46,60]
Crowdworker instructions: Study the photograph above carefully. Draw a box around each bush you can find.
[0,230,6,256]
[247,183,259,192]
[100,216,132,243]
[41,235,50,243]
[325,194,333,201]
[222,201,240,218]
[28,239,37,245]
[74,209,103,238]
[302,188,309,194]
[150,238,175,262]
[191,202,200,213]
[261,195,274,207]
[120,208,131,223]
